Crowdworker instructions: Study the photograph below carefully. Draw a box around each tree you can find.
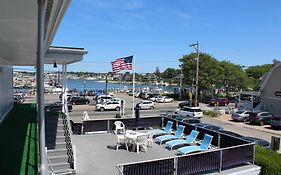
[154,67,161,79]
[245,64,272,90]
[179,52,221,93]
[162,68,180,83]
[217,61,248,96]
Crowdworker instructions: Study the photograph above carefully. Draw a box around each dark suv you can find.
[249,111,273,126]
[69,96,90,105]
[45,101,73,112]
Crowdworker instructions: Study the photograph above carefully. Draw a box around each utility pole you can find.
[105,74,108,98]
[179,64,183,101]
[190,41,199,106]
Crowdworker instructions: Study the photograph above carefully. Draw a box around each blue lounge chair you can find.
[178,134,213,154]
[155,125,185,144]
[147,121,173,137]
[165,130,199,150]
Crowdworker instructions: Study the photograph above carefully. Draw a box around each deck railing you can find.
[117,143,254,175]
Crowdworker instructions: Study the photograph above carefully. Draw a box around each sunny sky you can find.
[51,0,281,73]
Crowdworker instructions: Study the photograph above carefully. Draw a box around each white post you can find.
[65,65,68,115]
[62,64,65,113]
[132,55,135,118]
[37,0,48,174]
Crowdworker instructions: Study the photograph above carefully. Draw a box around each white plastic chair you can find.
[114,121,125,134]
[147,132,153,147]
[116,134,128,151]
[82,111,89,121]
[135,135,149,154]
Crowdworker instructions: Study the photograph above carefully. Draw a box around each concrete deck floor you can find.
[72,132,260,175]
[72,132,178,175]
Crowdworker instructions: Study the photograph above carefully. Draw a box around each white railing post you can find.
[73,145,77,172]
[45,147,54,173]
[219,149,223,173]
[174,157,178,175]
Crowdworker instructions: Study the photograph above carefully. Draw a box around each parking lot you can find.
[43,93,281,148]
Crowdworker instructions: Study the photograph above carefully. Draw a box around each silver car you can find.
[137,100,155,110]
[231,110,251,122]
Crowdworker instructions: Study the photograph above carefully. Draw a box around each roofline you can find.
[48,46,88,54]
[45,0,71,52]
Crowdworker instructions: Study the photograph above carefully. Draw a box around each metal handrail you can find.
[45,147,54,173]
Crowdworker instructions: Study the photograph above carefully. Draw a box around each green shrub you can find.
[203,110,219,117]
[255,146,281,175]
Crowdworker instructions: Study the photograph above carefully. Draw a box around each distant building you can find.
[258,61,281,114]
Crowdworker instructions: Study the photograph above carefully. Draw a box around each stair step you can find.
[47,148,68,157]
[47,142,67,150]
[56,130,66,137]
[46,136,66,143]
[51,162,71,172]
[49,155,69,164]
[53,168,75,175]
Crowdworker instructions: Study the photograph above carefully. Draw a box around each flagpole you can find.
[132,55,135,118]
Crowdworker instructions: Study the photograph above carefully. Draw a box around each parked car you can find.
[69,96,90,105]
[95,95,114,104]
[96,101,121,111]
[219,130,243,138]
[156,96,174,103]
[269,115,281,129]
[175,106,203,118]
[219,130,270,148]
[127,91,133,96]
[149,95,162,102]
[166,113,186,121]
[243,137,270,149]
[137,100,155,110]
[180,117,201,125]
[249,111,274,126]
[208,98,229,106]
[231,110,251,122]
[194,123,224,131]
[45,101,73,112]
[178,101,199,108]
[201,96,212,104]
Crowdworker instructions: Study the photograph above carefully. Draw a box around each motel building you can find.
[0,1,264,175]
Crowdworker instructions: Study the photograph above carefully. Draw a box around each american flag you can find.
[111,55,133,73]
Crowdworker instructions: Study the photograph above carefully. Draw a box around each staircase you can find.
[45,114,76,174]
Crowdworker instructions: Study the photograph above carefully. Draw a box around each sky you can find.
[51,0,281,73]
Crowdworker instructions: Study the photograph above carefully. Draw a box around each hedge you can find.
[203,110,219,118]
[255,145,281,175]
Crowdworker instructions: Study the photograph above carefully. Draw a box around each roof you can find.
[259,62,281,93]
[0,0,87,66]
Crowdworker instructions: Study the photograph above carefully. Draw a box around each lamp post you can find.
[189,41,199,106]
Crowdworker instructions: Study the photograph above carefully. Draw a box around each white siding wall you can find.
[0,66,13,120]
[261,66,281,114]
